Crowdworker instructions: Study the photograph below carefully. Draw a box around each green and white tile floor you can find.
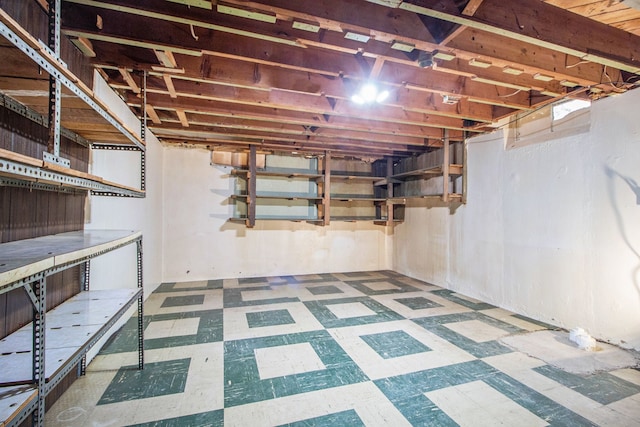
[46,271,640,426]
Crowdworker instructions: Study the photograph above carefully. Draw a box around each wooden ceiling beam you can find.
[203,0,625,83]
[156,131,424,156]
[446,28,625,90]
[94,44,508,121]
[126,92,466,140]
[151,121,432,148]
[129,79,477,133]
[399,0,640,74]
[161,137,421,158]
[150,114,431,146]
[62,0,613,87]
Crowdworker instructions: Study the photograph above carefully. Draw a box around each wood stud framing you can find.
[4,0,640,160]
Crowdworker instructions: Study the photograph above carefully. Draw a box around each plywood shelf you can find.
[230,216,323,223]
[232,169,323,180]
[330,195,387,202]
[391,164,463,179]
[231,193,323,201]
[329,174,384,182]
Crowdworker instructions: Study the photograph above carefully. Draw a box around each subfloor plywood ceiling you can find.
[2,0,640,159]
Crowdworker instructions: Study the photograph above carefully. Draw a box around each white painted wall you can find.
[394,89,640,350]
[86,72,164,295]
[161,146,392,281]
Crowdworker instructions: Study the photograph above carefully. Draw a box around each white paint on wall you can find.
[86,71,164,294]
[394,89,640,350]
[161,146,392,281]
[81,72,165,361]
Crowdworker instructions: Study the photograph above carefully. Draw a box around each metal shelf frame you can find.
[0,230,145,427]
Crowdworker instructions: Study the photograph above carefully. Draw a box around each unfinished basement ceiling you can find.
[4,0,640,159]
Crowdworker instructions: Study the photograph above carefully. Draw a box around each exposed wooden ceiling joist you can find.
[2,0,638,159]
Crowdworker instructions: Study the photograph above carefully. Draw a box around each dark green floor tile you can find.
[161,294,205,308]
[224,286,299,308]
[345,278,422,296]
[395,296,443,310]
[239,276,272,284]
[247,309,295,328]
[278,409,365,427]
[100,309,223,354]
[98,359,190,405]
[126,409,224,427]
[307,285,343,296]
[342,271,371,278]
[283,273,339,284]
[224,330,368,407]
[534,365,640,405]
[153,280,223,293]
[430,289,496,310]
[412,311,523,358]
[379,270,403,278]
[361,330,431,359]
[304,297,403,328]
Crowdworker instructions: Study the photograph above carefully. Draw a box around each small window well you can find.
[552,98,591,121]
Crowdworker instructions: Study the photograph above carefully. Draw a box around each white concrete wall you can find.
[161,146,392,282]
[394,89,640,350]
[86,71,164,295]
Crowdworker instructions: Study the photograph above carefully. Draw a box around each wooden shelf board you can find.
[330,195,386,202]
[330,174,383,182]
[232,169,323,179]
[230,216,323,222]
[391,164,464,179]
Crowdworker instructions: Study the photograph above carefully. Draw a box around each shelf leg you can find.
[247,145,257,228]
[442,129,450,203]
[323,150,331,226]
[32,278,46,426]
[137,239,145,370]
[79,258,90,375]
[386,157,394,226]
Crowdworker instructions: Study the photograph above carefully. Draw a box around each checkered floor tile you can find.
[46,271,640,426]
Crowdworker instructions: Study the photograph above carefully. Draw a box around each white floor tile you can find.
[255,342,325,379]
[426,381,549,427]
[444,319,511,342]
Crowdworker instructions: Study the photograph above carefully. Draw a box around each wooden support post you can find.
[442,129,450,203]
[386,157,394,226]
[323,150,331,226]
[247,145,257,228]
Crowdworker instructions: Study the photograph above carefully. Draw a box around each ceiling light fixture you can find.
[351,82,389,105]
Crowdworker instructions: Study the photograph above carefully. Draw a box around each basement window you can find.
[506,98,591,149]
[552,98,591,121]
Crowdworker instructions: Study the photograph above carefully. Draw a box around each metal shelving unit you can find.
[0,230,144,427]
